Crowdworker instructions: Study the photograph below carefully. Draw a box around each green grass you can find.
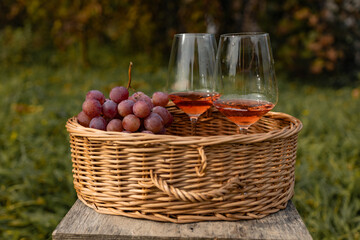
[0,56,359,239]
[276,82,360,239]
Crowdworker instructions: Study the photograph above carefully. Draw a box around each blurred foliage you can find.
[261,0,360,87]
[276,82,360,240]
[1,0,359,86]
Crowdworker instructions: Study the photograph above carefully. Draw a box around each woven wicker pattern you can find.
[66,105,302,223]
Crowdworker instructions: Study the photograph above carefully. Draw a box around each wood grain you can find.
[52,199,312,240]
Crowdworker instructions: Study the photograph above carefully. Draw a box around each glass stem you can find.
[190,117,198,136]
[239,127,248,134]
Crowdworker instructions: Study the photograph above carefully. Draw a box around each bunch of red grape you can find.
[77,87,173,134]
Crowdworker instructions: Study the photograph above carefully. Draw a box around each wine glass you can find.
[167,33,219,135]
[213,32,278,134]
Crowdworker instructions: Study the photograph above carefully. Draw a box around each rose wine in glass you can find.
[168,91,220,116]
[213,33,278,133]
[167,33,219,135]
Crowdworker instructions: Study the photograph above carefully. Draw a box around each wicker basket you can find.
[66,104,302,223]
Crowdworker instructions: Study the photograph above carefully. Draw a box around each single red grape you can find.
[152,92,169,107]
[152,106,172,126]
[102,99,118,118]
[118,99,135,117]
[122,114,141,132]
[110,86,129,103]
[89,116,107,130]
[82,99,102,118]
[130,92,154,108]
[86,90,105,105]
[133,100,151,118]
[129,91,145,101]
[77,111,92,127]
[106,119,123,132]
[144,112,164,133]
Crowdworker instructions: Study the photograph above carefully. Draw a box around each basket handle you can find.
[195,147,207,177]
[139,170,244,202]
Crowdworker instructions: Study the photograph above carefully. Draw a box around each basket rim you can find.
[66,111,302,146]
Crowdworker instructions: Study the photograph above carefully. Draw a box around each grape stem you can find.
[127,62,133,90]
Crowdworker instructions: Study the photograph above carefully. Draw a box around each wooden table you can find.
[52,199,312,239]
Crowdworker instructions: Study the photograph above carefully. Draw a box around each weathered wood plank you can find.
[52,199,312,240]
